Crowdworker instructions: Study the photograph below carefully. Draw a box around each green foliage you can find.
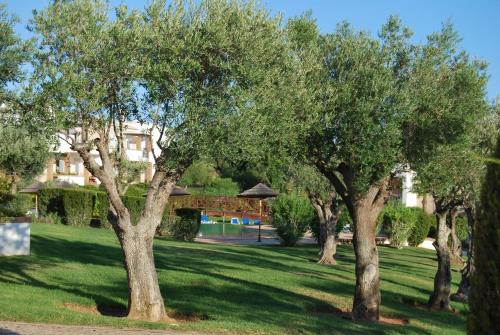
[0,127,50,185]
[201,178,240,196]
[0,194,32,217]
[408,210,434,246]
[0,3,30,99]
[0,172,11,202]
[180,161,218,187]
[454,216,468,242]
[377,202,419,248]
[270,194,315,246]
[61,189,94,226]
[166,208,202,242]
[468,136,500,335]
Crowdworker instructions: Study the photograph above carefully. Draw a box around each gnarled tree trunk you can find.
[74,139,182,322]
[451,206,475,302]
[319,213,337,265]
[351,192,384,322]
[122,226,167,321]
[317,165,390,322]
[449,208,463,265]
[308,191,339,265]
[428,210,452,310]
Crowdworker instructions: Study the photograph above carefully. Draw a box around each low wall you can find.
[0,222,31,256]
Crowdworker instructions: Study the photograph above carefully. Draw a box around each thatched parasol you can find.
[237,183,278,199]
[237,183,278,242]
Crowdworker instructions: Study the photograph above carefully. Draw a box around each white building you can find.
[37,121,161,186]
[393,170,435,214]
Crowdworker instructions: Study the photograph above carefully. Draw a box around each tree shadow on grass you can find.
[0,232,461,334]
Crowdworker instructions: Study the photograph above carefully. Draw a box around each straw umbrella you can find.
[237,183,278,242]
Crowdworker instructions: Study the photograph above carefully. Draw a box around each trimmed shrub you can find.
[61,189,94,226]
[408,209,434,246]
[34,212,63,225]
[270,194,315,246]
[377,202,418,248]
[166,208,202,241]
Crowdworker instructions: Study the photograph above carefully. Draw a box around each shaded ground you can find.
[0,224,468,334]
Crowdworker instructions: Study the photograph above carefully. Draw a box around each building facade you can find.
[36,121,161,186]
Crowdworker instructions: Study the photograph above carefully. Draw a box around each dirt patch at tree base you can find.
[306,303,409,325]
[63,303,207,323]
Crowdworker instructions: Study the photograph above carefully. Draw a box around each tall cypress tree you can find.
[468,136,500,334]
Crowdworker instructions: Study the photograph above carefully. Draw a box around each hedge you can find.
[62,189,94,226]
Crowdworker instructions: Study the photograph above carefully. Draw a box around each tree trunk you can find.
[317,212,327,256]
[351,195,383,322]
[451,207,475,302]
[318,206,338,265]
[121,226,168,322]
[449,208,463,264]
[428,211,452,310]
[9,173,17,194]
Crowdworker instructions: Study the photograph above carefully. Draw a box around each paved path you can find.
[0,321,206,335]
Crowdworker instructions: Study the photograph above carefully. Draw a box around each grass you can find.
[0,224,468,334]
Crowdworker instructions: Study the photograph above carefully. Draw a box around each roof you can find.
[19,181,76,194]
[237,183,278,199]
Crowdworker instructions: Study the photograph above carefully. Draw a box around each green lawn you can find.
[0,224,467,334]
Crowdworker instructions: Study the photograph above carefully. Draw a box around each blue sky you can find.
[5,0,500,100]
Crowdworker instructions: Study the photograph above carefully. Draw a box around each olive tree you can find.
[408,25,488,310]
[31,0,290,321]
[288,16,487,321]
[0,5,49,193]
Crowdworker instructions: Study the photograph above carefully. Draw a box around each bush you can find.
[0,194,33,217]
[165,208,201,241]
[408,210,434,246]
[377,202,418,248]
[270,194,315,246]
[62,189,94,226]
[34,212,63,225]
